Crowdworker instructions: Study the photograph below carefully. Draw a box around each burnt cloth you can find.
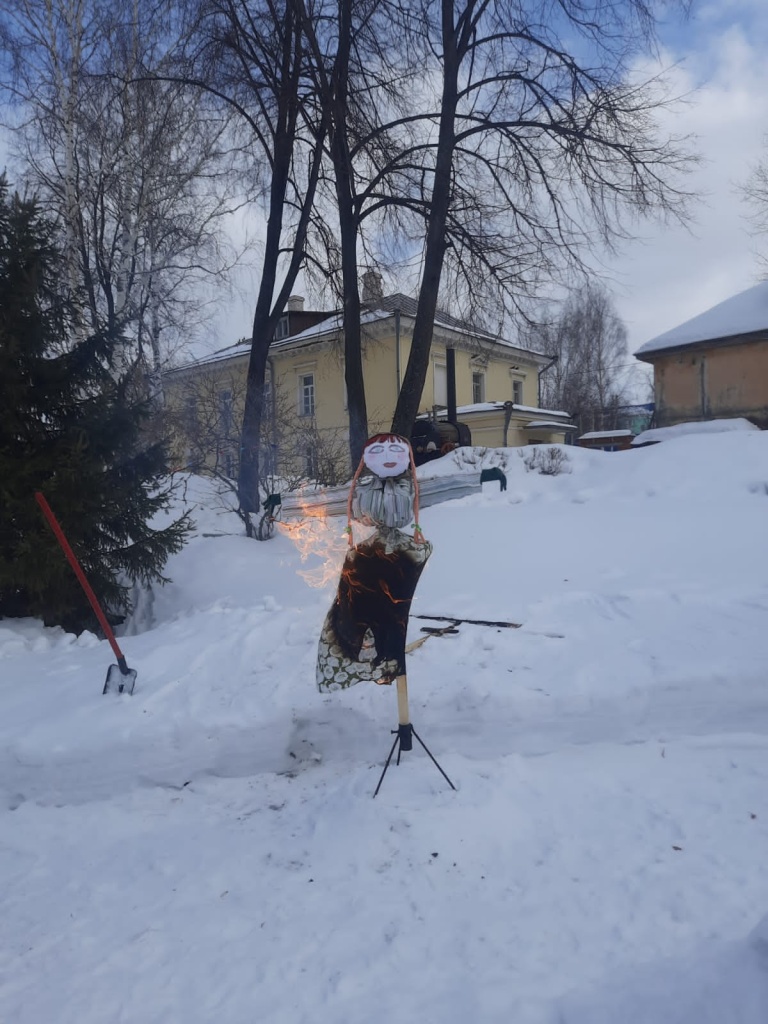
[333,536,428,671]
[317,530,432,690]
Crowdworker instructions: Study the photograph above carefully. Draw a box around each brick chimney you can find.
[361,270,384,303]
[286,295,305,311]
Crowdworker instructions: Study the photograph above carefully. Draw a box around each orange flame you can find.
[379,580,409,604]
[278,493,348,588]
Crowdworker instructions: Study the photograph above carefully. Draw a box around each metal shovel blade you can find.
[103,663,137,696]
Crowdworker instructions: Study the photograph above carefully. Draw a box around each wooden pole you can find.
[396,674,410,725]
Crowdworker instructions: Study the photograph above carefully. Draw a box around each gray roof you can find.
[370,292,481,334]
[168,291,552,374]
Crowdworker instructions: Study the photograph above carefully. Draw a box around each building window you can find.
[472,372,485,404]
[263,443,278,477]
[512,379,523,405]
[184,395,197,431]
[263,373,272,410]
[306,444,319,478]
[274,316,290,341]
[434,362,447,406]
[299,372,315,416]
[218,389,233,434]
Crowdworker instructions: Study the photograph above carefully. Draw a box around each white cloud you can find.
[609,15,768,354]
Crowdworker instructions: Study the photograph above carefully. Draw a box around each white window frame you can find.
[305,444,319,478]
[511,378,524,405]
[472,371,485,404]
[274,316,290,341]
[218,388,233,434]
[298,371,315,417]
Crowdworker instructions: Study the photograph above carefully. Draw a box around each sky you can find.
[608,0,768,354]
[1,0,766,371]
[214,0,768,371]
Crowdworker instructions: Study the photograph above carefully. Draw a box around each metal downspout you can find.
[446,347,457,424]
[267,355,277,474]
[395,307,401,394]
[503,401,514,446]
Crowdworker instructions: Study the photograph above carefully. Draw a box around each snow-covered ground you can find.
[2,433,768,1024]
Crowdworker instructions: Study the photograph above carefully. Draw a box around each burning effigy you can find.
[317,434,432,691]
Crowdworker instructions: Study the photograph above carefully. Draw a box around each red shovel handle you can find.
[35,491,125,663]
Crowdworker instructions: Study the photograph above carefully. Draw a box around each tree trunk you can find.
[339,208,368,468]
[332,0,368,469]
[391,0,460,438]
[238,134,288,516]
[239,307,271,526]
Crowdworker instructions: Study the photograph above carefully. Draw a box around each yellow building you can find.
[635,281,768,430]
[165,287,574,482]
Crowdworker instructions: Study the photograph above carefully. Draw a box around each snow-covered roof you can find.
[169,294,554,374]
[631,417,759,446]
[167,309,382,373]
[371,292,550,360]
[579,429,633,440]
[419,402,572,420]
[635,280,768,357]
[455,402,503,415]
[170,341,251,373]
[272,308,388,345]
[416,402,507,419]
[278,303,550,361]
[525,420,576,431]
[512,403,570,418]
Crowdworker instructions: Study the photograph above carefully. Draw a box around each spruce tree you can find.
[0,178,191,633]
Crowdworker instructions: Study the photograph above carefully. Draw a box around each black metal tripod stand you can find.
[373,721,456,797]
[372,674,456,797]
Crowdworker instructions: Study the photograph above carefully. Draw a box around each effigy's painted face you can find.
[363,438,410,478]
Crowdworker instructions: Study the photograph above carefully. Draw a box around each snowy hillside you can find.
[2,433,768,1023]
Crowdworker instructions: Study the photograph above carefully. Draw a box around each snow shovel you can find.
[35,492,137,695]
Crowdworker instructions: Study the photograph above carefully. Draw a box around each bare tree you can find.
[184,0,410,502]
[297,0,369,468]
[389,0,693,438]
[527,282,630,433]
[172,364,350,508]
[0,0,237,381]
[297,0,420,467]
[172,370,242,478]
[742,140,768,272]
[197,0,693,479]
[175,0,329,525]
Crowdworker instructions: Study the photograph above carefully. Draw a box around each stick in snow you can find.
[410,614,564,641]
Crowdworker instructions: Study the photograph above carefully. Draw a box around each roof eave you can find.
[636,327,768,362]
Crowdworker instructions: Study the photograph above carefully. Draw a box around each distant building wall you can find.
[652,337,768,429]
